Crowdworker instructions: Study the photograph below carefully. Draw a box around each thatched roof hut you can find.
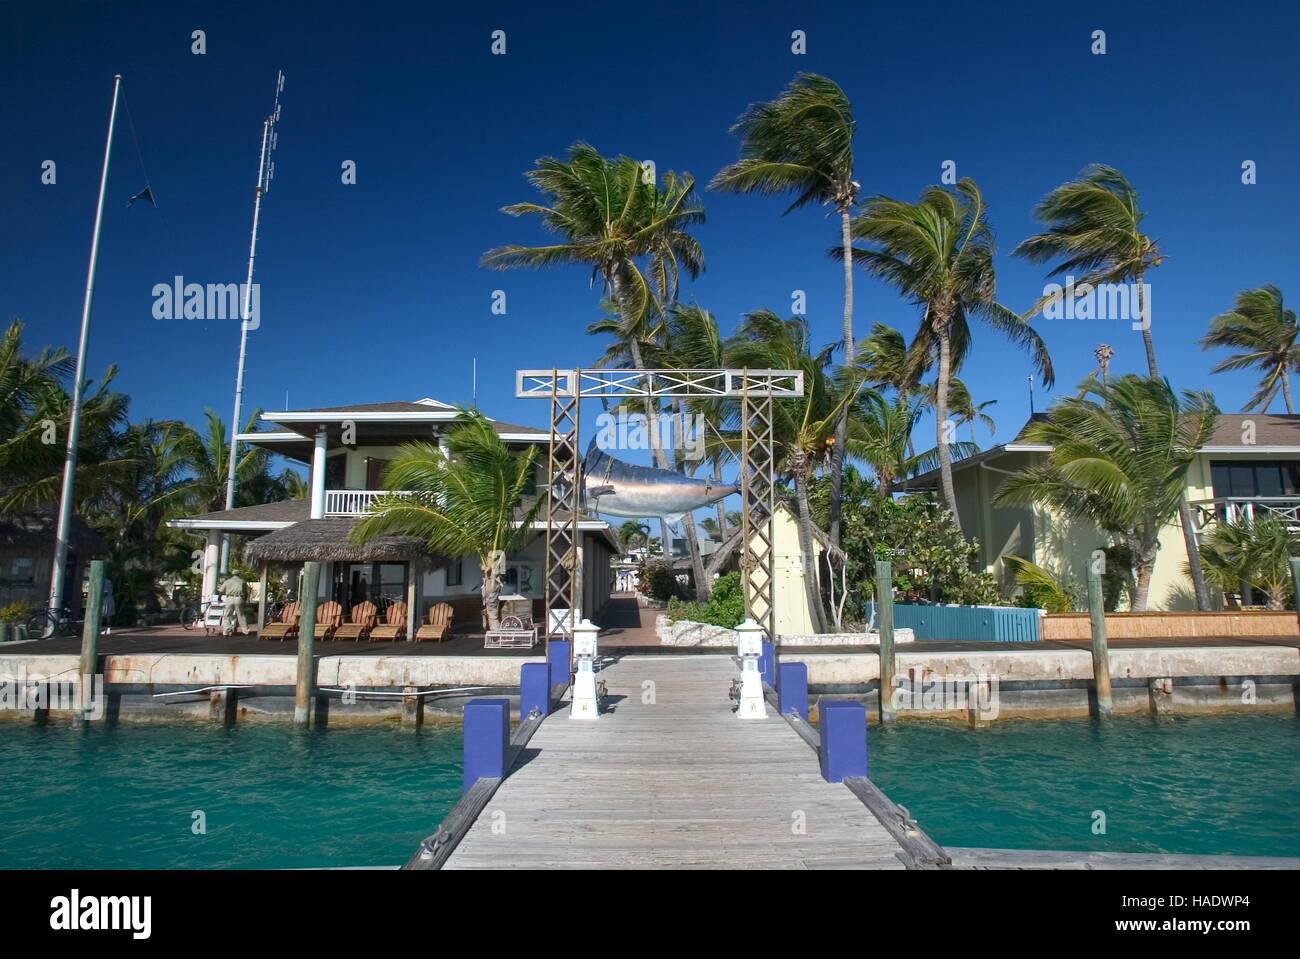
[243,517,447,566]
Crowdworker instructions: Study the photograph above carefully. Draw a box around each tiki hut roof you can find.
[0,510,109,556]
[243,517,448,566]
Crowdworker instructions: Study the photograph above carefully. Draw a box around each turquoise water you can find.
[866,714,1300,858]
[1,714,1296,867]
[0,723,465,869]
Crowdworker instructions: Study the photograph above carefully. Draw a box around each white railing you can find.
[1190,497,1300,530]
[323,489,415,516]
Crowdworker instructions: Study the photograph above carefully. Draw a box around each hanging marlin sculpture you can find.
[569,438,739,522]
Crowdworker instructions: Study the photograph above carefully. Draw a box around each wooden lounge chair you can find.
[259,601,301,641]
[369,601,408,641]
[313,601,343,641]
[413,602,453,643]
[334,601,378,642]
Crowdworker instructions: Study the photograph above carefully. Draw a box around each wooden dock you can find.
[433,654,927,869]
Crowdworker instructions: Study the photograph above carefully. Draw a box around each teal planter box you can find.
[878,603,1040,643]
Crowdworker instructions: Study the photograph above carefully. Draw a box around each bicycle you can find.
[27,605,79,639]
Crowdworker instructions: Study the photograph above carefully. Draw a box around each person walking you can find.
[218,571,248,636]
[101,578,116,635]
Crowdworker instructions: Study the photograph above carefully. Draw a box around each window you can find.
[4,557,35,585]
[446,560,462,587]
[325,453,346,490]
[1211,461,1300,498]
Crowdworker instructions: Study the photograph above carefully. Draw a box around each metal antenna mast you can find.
[220,70,284,574]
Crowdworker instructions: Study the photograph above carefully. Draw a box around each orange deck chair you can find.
[369,601,408,641]
[312,601,344,641]
[259,601,301,641]
[333,601,378,642]
[413,602,453,643]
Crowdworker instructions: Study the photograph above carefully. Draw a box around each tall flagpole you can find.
[47,74,121,636]
[220,70,283,574]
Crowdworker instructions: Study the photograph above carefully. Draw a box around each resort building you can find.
[908,413,1300,611]
[0,509,108,613]
[168,399,618,637]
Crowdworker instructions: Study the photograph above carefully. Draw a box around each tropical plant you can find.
[994,375,1218,611]
[1201,285,1299,412]
[808,466,998,624]
[485,144,709,591]
[1014,163,1212,610]
[712,73,859,548]
[1192,513,1300,609]
[667,570,745,628]
[726,310,865,631]
[847,178,1053,531]
[1000,554,1080,613]
[846,391,975,493]
[618,520,651,554]
[351,408,542,629]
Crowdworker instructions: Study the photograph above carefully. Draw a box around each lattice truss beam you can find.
[518,368,801,642]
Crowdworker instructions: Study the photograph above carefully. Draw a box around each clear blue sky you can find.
[4,0,1298,469]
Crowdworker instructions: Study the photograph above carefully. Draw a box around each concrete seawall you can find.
[2,644,1297,725]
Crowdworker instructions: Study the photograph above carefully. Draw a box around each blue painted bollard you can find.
[819,700,868,783]
[760,641,775,688]
[547,639,572,691]
[463,698,510,792]
[520,662,549,718]
[778,662,808,720]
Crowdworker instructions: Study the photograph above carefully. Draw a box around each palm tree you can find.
[711,73,859,548]
[1201,286,1299,412]
[618,520,651,554]
[726,310,864,632]
[352,409,542,630]
[1194,512,1300,609]
[943,378,997,448]
[848,391,976,493]
[848,178,1054,530]
[486,145,708,591]
[176,408,277,513]
[0,319,130,511]
[1015,164,1212,609]
[994,375,1217,611]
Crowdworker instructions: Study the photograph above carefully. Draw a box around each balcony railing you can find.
[1189,497,1300,531]
[323,489,415,516]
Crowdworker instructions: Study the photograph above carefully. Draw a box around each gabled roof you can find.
[908,412,1300,490]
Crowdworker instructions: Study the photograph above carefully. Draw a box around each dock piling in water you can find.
[1086,564,1113,719]
[294,561,321,728]
[74,558,105,726]
[875,560,897,725]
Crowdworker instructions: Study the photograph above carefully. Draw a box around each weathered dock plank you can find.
[443,654,908,869]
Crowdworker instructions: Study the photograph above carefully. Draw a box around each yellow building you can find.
[907,413,1300,610]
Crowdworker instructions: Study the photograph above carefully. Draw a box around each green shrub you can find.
[637,558,691,602]
[0,600,38,625]
[667,571,746,628]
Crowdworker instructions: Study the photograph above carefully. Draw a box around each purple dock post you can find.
[819,700,868,782]
[520,662,549,718]
[463,698,510,792]
[778,662,808,720]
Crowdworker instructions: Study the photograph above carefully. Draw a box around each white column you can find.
[202,530,221,602]
[310,428,327,519]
